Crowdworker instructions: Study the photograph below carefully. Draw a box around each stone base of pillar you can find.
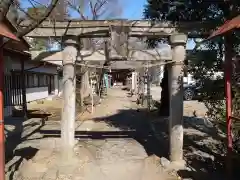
[160,157,186,171]
[168,160,186,170]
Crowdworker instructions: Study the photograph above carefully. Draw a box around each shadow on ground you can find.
[12,106,240,180]
[41,108,169,159]
[90,110,239,180]
[181,116,240,180]
[5,109,51,164]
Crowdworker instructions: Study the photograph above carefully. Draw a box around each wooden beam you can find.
[21,20,210,38]
[110,25,129,59]
[30,49,172,63]
[76,60,172,70]
[109,61,172,70]
[21,19,210,28]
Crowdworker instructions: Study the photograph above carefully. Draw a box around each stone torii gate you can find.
[22,19,202,166]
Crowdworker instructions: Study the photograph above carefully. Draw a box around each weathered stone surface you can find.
[42,167,58,180]
[160,157,170,167]
[19,160,48,179]
[141,155,171,180]
[32,149,53,162]
[57,165,76,177]
[143,155,161,168]
[97,139,148,164]
[167,159,186,171]
[74,145,96,163]
[101,160,144,180]
[8,88,186,180]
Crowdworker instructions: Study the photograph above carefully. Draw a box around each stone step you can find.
[5,117,44,139]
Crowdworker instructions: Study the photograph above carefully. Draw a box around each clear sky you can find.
[121,0,146,20]
[21,0,195,49]
[120,0,195,49]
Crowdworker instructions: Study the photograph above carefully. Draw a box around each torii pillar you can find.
[61,35,78,150]
[168,33,187,166]
[131,71,138,94]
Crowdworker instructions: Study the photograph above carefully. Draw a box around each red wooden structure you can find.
[208,15,240,179]
[208,15,240,39]
[0,20,19,180]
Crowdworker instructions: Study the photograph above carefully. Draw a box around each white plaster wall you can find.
[25,87,49,102]
[9,57,59,99]
[58,78,63,96]
[3,55,59,117]
[54,75,58,95]
[10,87,49,103]
[159,65,164,84]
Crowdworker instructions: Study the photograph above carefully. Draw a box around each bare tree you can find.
[0,0,60,37]
[66,0,122,20]
[63,0,123,107]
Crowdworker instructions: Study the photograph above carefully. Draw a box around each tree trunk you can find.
[159,65,169,116]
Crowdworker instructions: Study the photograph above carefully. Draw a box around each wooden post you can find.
[0,37,5,180]
[146,66,151,111]
[168,34,187,166]
[61,35,78,149]
[224,33,233,179]
[131,71,137,94]
[137,68,145,105]
[79,37,91,103]
[90,79,94,114]
[110,25,129,59]
[21,59,27,118]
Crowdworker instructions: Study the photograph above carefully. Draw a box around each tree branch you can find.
[30,0,48,8]
[0,0,15,20]
[90,1,97,20]
[17,0,60,37]
[95,0,107,17]
[67,1,86,20]
[14,1,36,21]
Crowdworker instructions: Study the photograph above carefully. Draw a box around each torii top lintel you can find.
[21,19,209,38]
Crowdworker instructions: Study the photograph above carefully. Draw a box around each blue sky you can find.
[121,0,146,20]
[21,0,195,49]
[120,0,195,49]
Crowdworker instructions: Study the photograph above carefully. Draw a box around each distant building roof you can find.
[0,20,19,41]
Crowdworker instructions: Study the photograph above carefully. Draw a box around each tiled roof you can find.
[0,21,19,41]
[208,15,240,39]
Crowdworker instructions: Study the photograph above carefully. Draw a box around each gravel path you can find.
[8,88,178,180]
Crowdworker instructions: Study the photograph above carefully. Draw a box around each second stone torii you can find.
[35,18,188,169]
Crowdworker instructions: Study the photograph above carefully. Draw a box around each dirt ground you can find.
[5,87,236,180]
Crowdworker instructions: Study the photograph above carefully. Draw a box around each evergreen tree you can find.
[143,0,240,118]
